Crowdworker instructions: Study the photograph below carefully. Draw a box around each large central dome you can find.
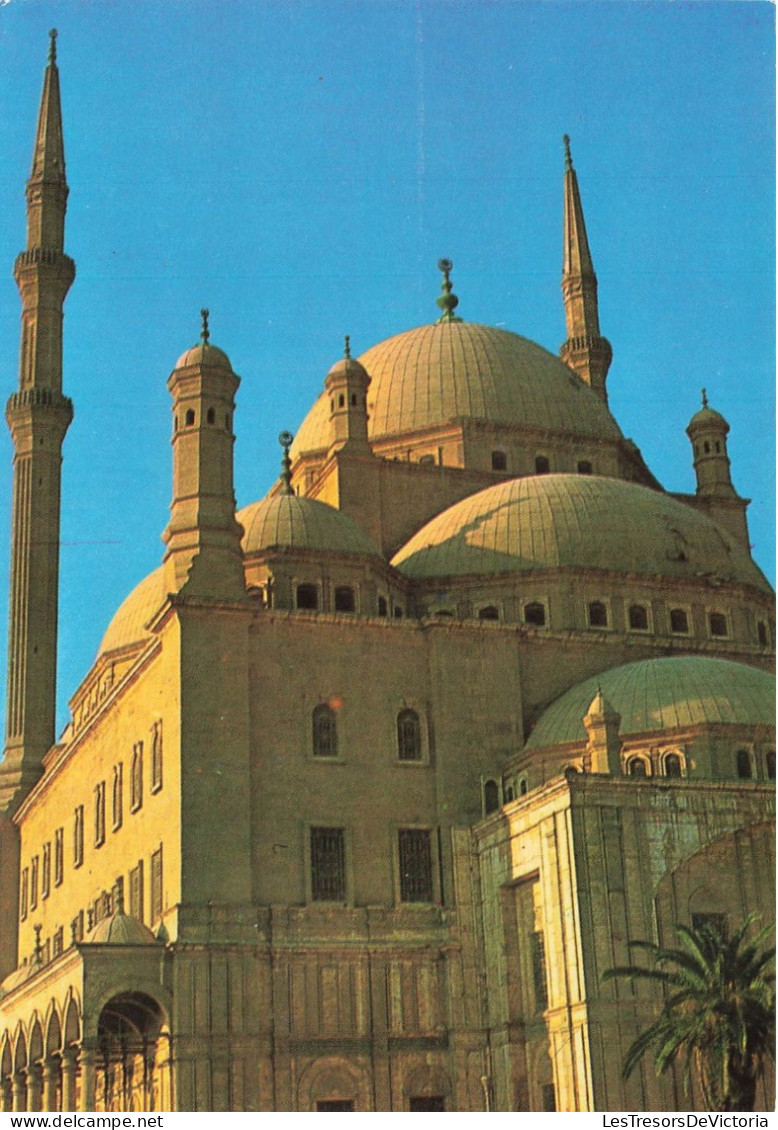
[291,321,623,457]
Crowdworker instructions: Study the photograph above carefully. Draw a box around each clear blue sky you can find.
[0,1,774,732]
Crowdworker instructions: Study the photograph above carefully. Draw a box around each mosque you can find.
[0,35,773,1113]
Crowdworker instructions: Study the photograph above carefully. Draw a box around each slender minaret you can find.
[559,135,612,403]
[325,335,372,458]
[2,31,74,796]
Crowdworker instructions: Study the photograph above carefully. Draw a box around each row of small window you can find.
[175,407,231,431]
[313,706,422,761]
[22,850,164,962]
[20,725,163,919]
[509,600,750,640]
[490,451,593,476]
[310,826,436,903]
[294,584,404,619]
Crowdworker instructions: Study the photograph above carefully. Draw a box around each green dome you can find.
[390,473,771,591]
[291,321,623,457]
[98,567,167,657]
[525,656,775,750]
[238,493,381,558]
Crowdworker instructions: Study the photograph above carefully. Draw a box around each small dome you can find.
[688,405,729,431]
[326,356,369,379]
[390,473,771,592]
[525,656,775,750]
[85,911,158,946]
[174,341,234,371]
[292,321,623,457]
[238,493,381,559]
[98,567,167,657]
[0,958,41,995]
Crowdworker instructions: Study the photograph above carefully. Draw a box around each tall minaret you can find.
[2,30,74,797]
[559,135,612,404]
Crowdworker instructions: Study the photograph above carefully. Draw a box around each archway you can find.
[95,992,167,1113]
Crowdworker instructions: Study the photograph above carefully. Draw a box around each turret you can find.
[162,310,246,598]
[686,388,736,497]
[325,336,371,458]
[559,135,613,403]
[583,689,622,775]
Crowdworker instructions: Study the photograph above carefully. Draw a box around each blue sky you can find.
[0,0,774,731]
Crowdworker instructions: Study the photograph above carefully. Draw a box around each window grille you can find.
[313,704,338,758]
[531,930,548,1010]
[397,709,421,761]
[398,829,433,902]
[310,827,346,901]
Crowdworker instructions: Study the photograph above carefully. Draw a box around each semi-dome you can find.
[291,321,623,457]
[98,567,168,657]
[238,493,381,558]
[525,656,775,750]
[390,473,772,592]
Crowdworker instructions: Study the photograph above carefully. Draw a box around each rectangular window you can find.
[20,868,28,921]
[41,842,51,900]
[151,721,163,793]
[131,742,143,812]
[129,860,144,922]
[74,805,84,868]
[531,930,549,1011]
[94,781,106,847]
[112,763,123,830]
[398,828,434,902]
[150,845,163,922]
[310,827,346,902]
[30,855,39,910]
[54,827,64,886]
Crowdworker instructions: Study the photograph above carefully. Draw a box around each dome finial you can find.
[563,133,573,170]
[278,430,294,495]
[200,307,210,345]
[344,334,351,360]
[436,258,463,324]
[48,28,58,64]
[701,387,708,408]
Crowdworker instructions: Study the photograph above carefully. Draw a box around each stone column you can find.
[61,1049,77,1111]
[42,1057,59,1112]
[11,1071,27,1112]
[79,1046,96,1112]
[27,1064,42,1112]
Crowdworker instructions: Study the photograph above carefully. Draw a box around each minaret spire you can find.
[559,135,612,403]
[2,33,74,788]
[0,33,75,977]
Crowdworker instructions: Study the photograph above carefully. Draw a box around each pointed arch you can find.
[45,1006,62,1057]
[13,1025,28,1072]
[63,995,81,1048]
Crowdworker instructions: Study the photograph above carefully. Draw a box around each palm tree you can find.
[603,915,775,1111]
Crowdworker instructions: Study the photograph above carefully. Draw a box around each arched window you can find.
[757,621,769,646]
[577,460,592,475]
[338,394,345,408]
[629,604,649,631]
[664,753,682,778]
[588,601,608,627]
[130,742,143,812]
[313,705,338,759]
[524,601,546,626]
[670,608,689,634]
[478,605,499,621]
[419,454,435,466]
[393,606,404,619]
[766,751,775,780]
[491,450,507,472]
[334,586,355,613]
[736,749,752,779]
[628,758,648,778]
[483,779,500,815]
[296,583,319,610]
[397,709,422,761]
[535,455,550,474]
[206,407,215,425]
[377,596,388,617]
[519,777,529,796]
[112,763,123,830]
[185,409,195,426]
[708,612,728,638]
